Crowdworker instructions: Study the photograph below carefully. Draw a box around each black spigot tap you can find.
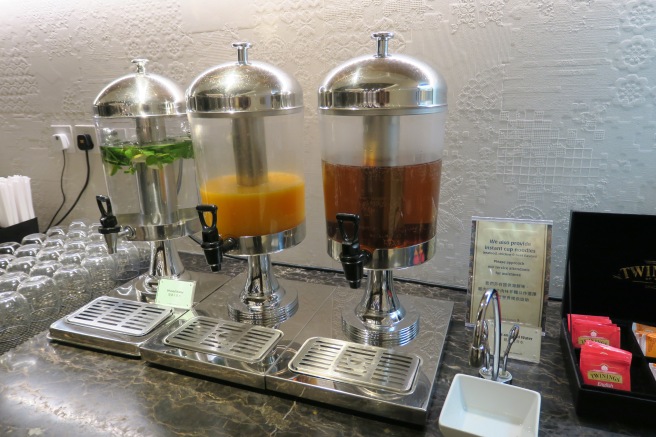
[196,204,236,272]
[96,195,121,254]
[336,213,371,289]
[96,195,120,235]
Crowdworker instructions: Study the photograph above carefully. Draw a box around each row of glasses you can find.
[0,221,107,350]
[0,219,154,352]
[0,271,60,348]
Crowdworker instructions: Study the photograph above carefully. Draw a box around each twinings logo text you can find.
[616,264,656,282]
[577,336,609,345]
[587,371,622,383]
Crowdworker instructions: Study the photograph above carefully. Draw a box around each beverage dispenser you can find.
[48,59,232,357]
[188,43,305,325]
[93,59,201,297]
[319,32,447,345]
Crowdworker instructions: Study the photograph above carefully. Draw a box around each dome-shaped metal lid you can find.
[93,59,185,118]
[318,32,447,115]
[186,42,303,117]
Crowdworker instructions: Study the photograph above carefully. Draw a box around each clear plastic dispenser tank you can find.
[93,59,200,298]
[319,32,447,346]
[188,42,305,325]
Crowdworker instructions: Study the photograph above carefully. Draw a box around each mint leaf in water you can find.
[101,139,194,175]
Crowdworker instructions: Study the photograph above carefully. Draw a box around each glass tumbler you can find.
[30,260,63,278]
[0,272,29,292]
[64,239,87,253]
[21,233,47,245]
[0,242,20,255]
[0,290,31,348]
[54,264,91,315]
[68,219,89,230]
[43,236,67,249]
[59,250,86,266]
[87,233,104,243]
[82,254,117,298]
[0,254,15,270]
[46,226,67,237]
[132,241,152,273]
[6,256,37,275]
[36,247,63,262]
[67,229,87,240]
[17,275,61,331]
[113,241,140,283]
[85,241,109,256]
[14,244,41,258]
[88,223,102,235]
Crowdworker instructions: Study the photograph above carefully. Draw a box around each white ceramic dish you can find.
[438,373,541,437]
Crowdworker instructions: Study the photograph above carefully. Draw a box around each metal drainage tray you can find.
[289,337,420,394]
[66,297,173,336]
[164,316,283,363]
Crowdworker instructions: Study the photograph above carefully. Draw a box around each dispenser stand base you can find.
[228,287,299,326]
[341,295,419,347]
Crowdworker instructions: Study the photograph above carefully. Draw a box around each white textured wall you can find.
[1,0,656,298]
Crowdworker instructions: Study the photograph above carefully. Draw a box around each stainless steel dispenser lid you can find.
[93,59,185,118]
[186,42,303,117]
[318,32,447,115]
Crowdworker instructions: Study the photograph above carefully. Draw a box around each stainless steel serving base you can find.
[266,286,453,425]
[138,273,335,389]
[342,294,420,347]
[47,270,230,356]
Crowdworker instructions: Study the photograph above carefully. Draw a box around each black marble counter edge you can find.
[0,252,652,437]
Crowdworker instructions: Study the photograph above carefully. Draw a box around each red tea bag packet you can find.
[567,314,612,331]
[580,340,632,392]
[570,315,620,349]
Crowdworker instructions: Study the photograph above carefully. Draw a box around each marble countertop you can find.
[0,253,652,436]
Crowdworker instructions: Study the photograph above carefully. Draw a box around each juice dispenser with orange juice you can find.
[187,42,305,325]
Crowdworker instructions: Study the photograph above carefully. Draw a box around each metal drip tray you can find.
[266,290,454,425]
[289,337,420,394]
[164,316,283,363]
[66,297,173,336]
[139,276,336,389]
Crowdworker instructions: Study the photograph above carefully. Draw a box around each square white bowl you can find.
[438,373,541,437]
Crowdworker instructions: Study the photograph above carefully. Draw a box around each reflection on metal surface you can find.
[289,337,420,394]
[115,207,201,241]
[327,236,436,270]
[164,316,282,363]
[228,222,306,256]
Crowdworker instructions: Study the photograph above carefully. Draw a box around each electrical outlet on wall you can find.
[51,125,75,153]
[74,125,100,153]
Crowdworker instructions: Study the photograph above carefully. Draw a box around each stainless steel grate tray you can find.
[65,297,173,336]
[288,337,420,394]
[164,316,283,363]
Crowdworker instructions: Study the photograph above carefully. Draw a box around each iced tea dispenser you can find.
[319,32,447,345]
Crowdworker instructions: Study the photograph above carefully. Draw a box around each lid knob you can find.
[232,42,252,65]
[372,32,394,58]
[131,58,149,74]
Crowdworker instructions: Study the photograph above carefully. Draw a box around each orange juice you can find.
[200,172,305,237]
